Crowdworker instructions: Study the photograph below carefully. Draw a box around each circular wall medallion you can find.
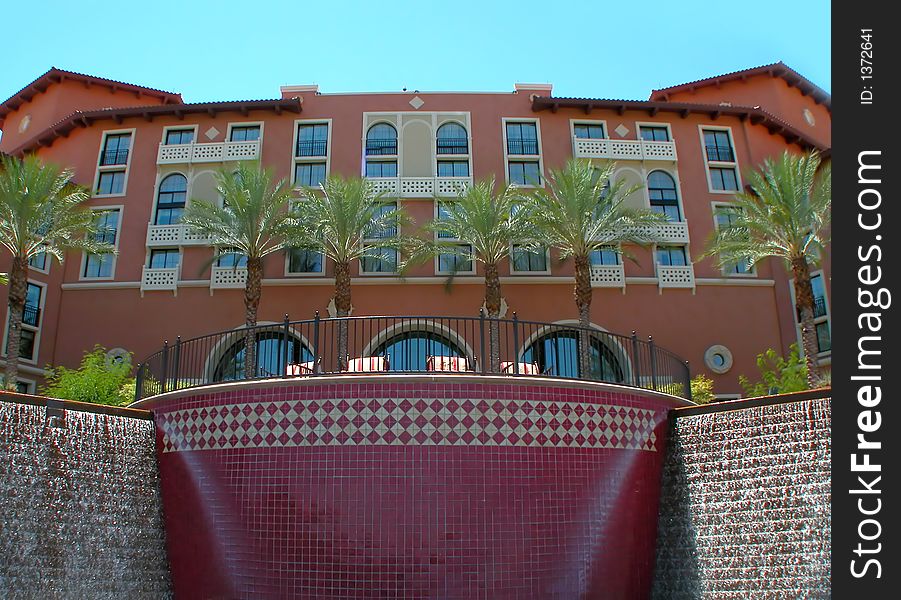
[18,115,31,133]
[704,345,733,374]
[105,347,131,367]
[802,108,816,126]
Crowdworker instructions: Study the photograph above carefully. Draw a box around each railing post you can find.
[512,312,520,375]
[282,314,290,378]
[479,308,486,375]
[161,340,170,394]
[648,336,658,391]
[135,363,144,403]
[631,331,641,387]
[684,360,692,401]
[312,311,321,374]
[172,336,182,390]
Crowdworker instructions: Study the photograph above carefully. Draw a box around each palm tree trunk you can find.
[791,256,820,388]
[334,261,352,371]
[243,257,263,379]
[484,262,502,372]
[4,256,28,390]
[574,254,594,379]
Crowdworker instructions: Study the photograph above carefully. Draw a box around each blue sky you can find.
[2,0,830,104]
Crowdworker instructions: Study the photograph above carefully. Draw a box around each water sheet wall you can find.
[0,394,172,599]
[652,390,831,599]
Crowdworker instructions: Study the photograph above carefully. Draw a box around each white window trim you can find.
[149,170,190,228]
[509,244,552,275]
[433,200,476,275]
[27,250,51,274]
[635,121,674,143]
[647,166,687,223]
[502,117,544,188]
[360,200,400,275]
[569,119,609,140]
[653,243,693,273]
[698,125,742,194]
[225,120,265,143]
[362,116,400,177]
[146,247,184,271]
[2,279,47,365]
[710,201,757,277]
[291,119,332,189]
[93,128,136,198]
[788,269,831,358]
[284,248,326,277]
[79,205,124,281]
[14,378,36,394]
[160,124,199,145]
[435,118,473,180]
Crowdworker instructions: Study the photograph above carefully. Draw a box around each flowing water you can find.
[0,400,172,599]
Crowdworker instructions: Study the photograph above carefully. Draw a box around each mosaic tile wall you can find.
[143,378,685,599]
[651,396,831,599]
[0,399,172,599]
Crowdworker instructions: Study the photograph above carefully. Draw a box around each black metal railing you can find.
[704,144,734,162]
[296,139,328,157]
[797,296,828,320]
[22,305,41,327]
[134,313,691,401]
[365,139,398,156]
[506,139,539,155]
[100,149,129,166]
[437,138,469,155]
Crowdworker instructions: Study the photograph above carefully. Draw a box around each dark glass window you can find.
[647,171,681,221]
[709,167,739,191]
[149,249,180,269]
[15,381,31,394]
[294,162,327,187]
[365,161,398,178]
[372,330,466,372]
[522,330,624,382]
[512,245,547,272]
[22,283,41,327]
[296,123,328,157]
[155,174,187,225]
[656,246,687,267]
[96,171,125,195]
[816,321,831,353]
[28,252,48,271]
[100,133,131,165]
[165,129,194,145]
[505,122,539,155]
[19,329,35,360]
[574,124,605,139]
[715,207,751,274]
[216,250,247,268]
[287,248,323,273]
[436,122,468,154]
[436,201,456,239]
[213,331,313,381]
[83,210,119,278]
[366,202,398,239]
[437,161,469,177]
[640,126,670,142]
[590,248,619,265]
[703,129,735,162]
[366,123,398,155]
[438,244,473,273]
[508,161,540,186]
[230,125,261,142]
[360,247,398,273]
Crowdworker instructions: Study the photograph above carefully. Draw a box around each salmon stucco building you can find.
[0,63,830,396]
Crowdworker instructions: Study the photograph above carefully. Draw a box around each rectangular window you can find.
[505,122,539,155]
[815,321,831,353]
[702,128,739,192]
[508,161,541,186]
[83,210,119,278]
[792,271,830,356]
[511,245,547,272]
[149,249,181,269]
[360,247,398,273]
[709,167,739,191]
[230,125,261,142]
[287,248,323,274]
[714,207,751,274]
[656,246,687,266]
[590,247,619,265]
[216,249,247,268]
[703,130,735,162]
[640,126,670,142]
[96,171,125,195]
[294,162,327,187]
[437,161,470,177]
[18,328,35,361]
[28,252,48,271]
[574,123,605,139]
[296,124,328,157]
[436,201,456,239]
[100,133,131,165]
[165,129,194,145]
[22,283,42,327]
[438,244,473,273]
[365,161,397,178]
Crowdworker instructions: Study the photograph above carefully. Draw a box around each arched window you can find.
[365,123,398,156]
[155,174,187,225]
[647,171,680,221]
[522,329,625,382]
[436,122,468,155]
[371,329,467,371]
[213,331,313,381]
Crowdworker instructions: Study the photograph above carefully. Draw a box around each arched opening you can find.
[365,123,398,156]
[647,170,680,221]
[212,330,313,381]
[436,122,468,155]
[370,329,468,372]
[522,329,626,382]
[155,174,188,225]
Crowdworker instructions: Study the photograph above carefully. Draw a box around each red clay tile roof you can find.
[648,62,831,110]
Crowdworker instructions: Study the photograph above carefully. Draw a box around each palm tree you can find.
[703,150,831,387]
[181,161,295,378]
[0,154,115,388]
[423,177,535,371]
[289,175,411,370]
[524,158,668,378]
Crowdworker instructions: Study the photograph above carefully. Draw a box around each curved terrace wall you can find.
[136,374,690,599]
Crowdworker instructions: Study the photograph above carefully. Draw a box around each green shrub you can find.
[41,346,136,406]
[739,343,809,398]
[690,374,716,404]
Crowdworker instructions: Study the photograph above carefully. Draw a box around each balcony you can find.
[590,265,625,288]
[141,267,179,293]
[22,304,41,327]
[506,139,540,156]
[99,149,129,166]
[146,224,211,247]
[657,265,695,289]
[156,140,260,165]
[211,266,247,289]
[365,176,473,197]
[631,221,690,244]
[365,139,398,156]
[573,138,677,162]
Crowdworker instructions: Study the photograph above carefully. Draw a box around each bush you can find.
[690,374,716,404]
[41,346,136,406]
[739,343,809,398]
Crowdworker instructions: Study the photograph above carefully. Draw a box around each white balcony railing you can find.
[658,265,695,289]
[146,224,211,247]
[156,140,261,165]
[631,221,690,244]
[573,138,677,161]
[211,266,248,289]
[365,176,472,197]
[590,264,625,288]
[141,267,179,292]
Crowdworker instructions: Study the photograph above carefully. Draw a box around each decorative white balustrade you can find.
[630,221,690,244]
[590,264,625,288]
[211,266,248,289]
[657,265,695,289]
[365,177,472,197]
[141,267,179,292]
[156,140,260,165]
[146,224,211,247]
[573,138,677,161]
